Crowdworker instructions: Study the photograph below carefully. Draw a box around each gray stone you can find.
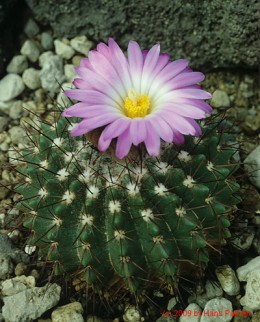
[0,232,29,264]
[64,64,76,82]
[57,82,74,108]
[70,35,93,55]
[41,32,54,50]
[86,316,104,322]
[39,51,54,67]
[25,0,259,69]
[237,257,260,282]
[54,39,75,60]
[51,302,84,322]
[215,265,240,296]
[2,283,61,322]
[231,227,255,251]
[9,100,24,119]
[123,305,144,322]
[0,252,13,279]
[240,269,260,310]
[211,90,230,108]
[6,55,28,74]
[23,18,40,38]
[9,126,28,145]
[1,275,35,296]
[20,39,40,62]
[0,115,9,131]
[0,74,25,102]
[22,67,41,90]
[179,303,201,322]
[205,280,223,299]
[201,298,233,322]
[40,55,65,93]
[244,145,260,189]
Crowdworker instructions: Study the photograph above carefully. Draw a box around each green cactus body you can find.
[15,113,240,294]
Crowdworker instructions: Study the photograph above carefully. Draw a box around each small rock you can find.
[9,100,24,119]
[0,233,29,264]
[64,64,76,82]
[2,283,61,322]
[123,305,144,322]
[244,145,260,189]
[205,280,223,299]
[188,292,209,309]
[39,51,54,67]
[215,265,240,296]
[70,35,93,55]
[54,39,75,60]
[21,39,41,62]
[15,262,28,276]
[237,257,260,281]
[252,310,260,322]
[211,90,230,108]
[1,275,35,296]
[72,55,84,66]
[0,252,13,279]
[9,126,28,145]
[22,100,37,114]
[51,302,84,322]
[57,82,74,107]
[40,55,65,93]
[240,269,260,310]
[167,297,177,310]
[0,74,25,102]
[201,298,233,322]
[231,227,255,251]
[22,67,41,90]
[0,115,9,131]
[179,303,201,322]
[233,312,251,322]
[41,32,54,50]
[86,316,104,322]
[23,18,40,38]
[6,55,28,74]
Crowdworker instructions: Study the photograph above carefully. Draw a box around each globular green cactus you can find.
[15,112,240,294]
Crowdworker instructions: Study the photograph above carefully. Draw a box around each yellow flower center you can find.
[124,89,150,118]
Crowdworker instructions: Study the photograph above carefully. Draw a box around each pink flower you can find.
[62,38,212,159]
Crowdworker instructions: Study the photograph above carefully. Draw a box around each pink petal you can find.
[128,41,143,92]
[144,122,161,156]
[101,118,131,141]
[64,89,116,106]
[159,111,198,135]
[156,59,189,84]
[146,116,173,142]
[163,88,212,101]
[98,133,112,152]
[172,129,185,145]
[169,72,205,90]
[116,127,133,159]
[129,118,147,145]
[170,97,213,113]
[163,103,206,119]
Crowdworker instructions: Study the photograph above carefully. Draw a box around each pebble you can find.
[231,227,255,251]
[244,145,260,189]
[0,252,14,279]
[252,311,260,322]
[15,262,28,276]
[20,39,41,62]
[64,64,76,82]
[6,55,28,74]
[86,316,104,322]
[51,302,84,322]
[70,35,93,55]
[57,82,74,107]
[0,74,25,102]
[9,100,24,119]
[215,265,240,296]
[179,303,201,322]
[167,297,177,310]
[72,55,84,66]
[2,283,61,322]
[237,257,260,281]
[123,305,144,322]
[240,269,260,310]
[211,90,230,108]
[41,32,54,50]
[201,298,233,322]
[23,18,40,38]
[0,115,9,131]
[54,39,75,60]
[9,126,28,145]
[205,280,223,299]
[39,51,54,67]
[22,67,41,90]
[40,55,66,93]
[0,232,29,264]
[1,275,35,296]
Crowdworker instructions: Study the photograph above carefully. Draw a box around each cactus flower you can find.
[62,38,212,158]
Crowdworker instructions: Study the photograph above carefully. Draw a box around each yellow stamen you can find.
[124,89,150,118]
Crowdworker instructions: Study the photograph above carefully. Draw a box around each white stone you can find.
[86,316,104,322]
[6,55,28,74]
[231,227,255,251]
[240,269,260,310]
[1,275,35,296]
[237,256,260,281]
[244,145,260,189]
[211,90,230,108]
[0,253,13,279]
[215,265,240,296]
[201,298,233,322]
[41,32,54,50]
[9,126,28,145]
[70,35,93,55]
[179,303,201,322]
[23,18,39,38]
[57,82,74,107]
[52,302,84,322]
[2,283,61,322]
[40,55,65,93]
[167,297,177,310]
[39,51,54,67]
[64,64,76,82]
[22,68,41,90]
[54,39,75,60]
[20,39,40,62]
[205,280,223,299]
[123,305,144,322]
[0,74,25,102]
[9,100,24,119]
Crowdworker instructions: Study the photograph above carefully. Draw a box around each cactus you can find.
[14,110,241,294]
